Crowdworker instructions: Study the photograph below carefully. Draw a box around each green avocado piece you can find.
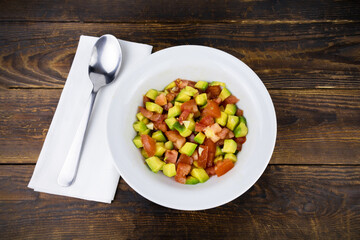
[194,80,209,91]
[132,135,143,148]
[183,118,195,132]
[195,93,207,106]
[222,139,237,153]
[155,142,167,157]
[145,89,158,100]
[224,153,237,162]
[239,116,247,125]
[165,141,174,150]
[209,81,226,87]
[226,115,240,131]
[136,112,146,122]
[224,104,237,115]
[173,122,192,137]
[152,131,167,142]
[214,155,223,164]
[133,121,148,133]
[175,89,191,102]
[163,163,176,177]
[219,88,231,101]
[194,132,206,144]
[141,148,149,158]
[234,122,248,137]
[191,168,209,183]
[168,105,181,118]
[215,145,223,156]
[145,156,165,173]
[174,101,183,107]
[179,142,198,156]
[184,86,198,96]
[186,176,200,185]
[146,102,163,114]
[165,81,176,90]
[165,117,177,130]
[215,111,228,127]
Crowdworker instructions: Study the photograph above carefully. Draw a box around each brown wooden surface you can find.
[0,0,359,239]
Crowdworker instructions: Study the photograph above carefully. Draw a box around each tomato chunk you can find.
[155,93,167,106]
[178,154,193,165]
[197,145,208,168]
[164,150,178,164]
[165,131,186,149]
[199,115,214,126]
[181,99,198,113]
[215,159,234,177]
[141,134,156,157]
[202,100,221,118]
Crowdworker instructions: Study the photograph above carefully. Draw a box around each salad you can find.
[133,79,248,184]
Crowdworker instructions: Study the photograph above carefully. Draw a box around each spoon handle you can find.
[57,92,96,187]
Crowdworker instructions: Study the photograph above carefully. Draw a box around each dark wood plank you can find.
[1,22,360,89]
[0,165,358,239]
[1,89,359,164]
[0,0,359,22]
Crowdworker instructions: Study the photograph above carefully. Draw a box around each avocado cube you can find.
[215,111,228,127]
[183,118,195,132]
[141,129,151,135]
[132,135,143,148]
[222,139,237,153]
[224,153,237,162]
[152,131,167,142]
[165,81,176,90]
[141,148,149,158]
[146,102,163,114]
[195,93,207,106]
[165,117,177,130]
[234,122,248,138]
[174,122,192,137]
[136,112,146,122]
[219,88,231,101]
[193,160,199,168]
[133,121,148,133]
[209,81,226,87]
[175,89,191,102]
[224,104,237,115]
[168,105,181,118]
[163,163,176,177]
[215,145,223,156]
[183,86,198,97]
[194,132,206,144]
[145,156,165,173]
[226,115,240,131]
[194,80,209,91]
[145,89,158,100]
[165,141,174,150]
[174,101,183,107]
[186,176,200,185]
[239,116,247,125]
[191,168,209,183]
[155,142,167,157]
[179,142,198,156]
[214,155,223,164]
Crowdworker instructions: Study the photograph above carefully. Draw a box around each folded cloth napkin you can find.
[28,35,153,203]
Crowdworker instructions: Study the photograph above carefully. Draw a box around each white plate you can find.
[107,45,277,210]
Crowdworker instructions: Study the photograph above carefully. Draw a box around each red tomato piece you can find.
[204,138,216,167]
[165,131,186,149]
[199,115,214,126]
[195,122,207,132]
[141,134,156,157]
[202,100,221,118]
[177,162,191,176]
[164,150,178,164]
[197,145,208,168]
[181,99,198,113]
[155,93,167,106]
[205,166,216,176]
[178,109,191,124]
[206,86,222,99]
[139,106,153,119]
[215,159,234,177]
[222,95,239,106]
[178,154,193,165]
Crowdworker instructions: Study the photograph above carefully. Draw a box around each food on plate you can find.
[133,78,248,184]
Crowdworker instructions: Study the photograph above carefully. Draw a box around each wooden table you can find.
[1,1,359,239]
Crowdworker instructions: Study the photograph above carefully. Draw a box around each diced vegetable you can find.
[215,111,228,127]
[219,88,231,101]
[179,142,198,156]
[133,121,148,133]
[163,163,176,177]
[152,131,167,142]
[215,146,223,156]
[165,117,177,130]
[175,89,191,102]
[145,156,165,173]
[136,112,146,122]
[168,105,181,118]
[141,135,156,157]
[155,93,167,106]
[194,132,206,144]
[209,81,226,87]
[222,139,237,153]
[226,115,240,131]
[184,86,198,96]
[146,102,163,114]
[145,89,158,100]
[214,155,223,164]
[155,142,166,157]
[164,150,178,163]
[194,80,208,91]
[173,122,192,137]
[186,176,200,185]
[165,141,174,150]
[234,122,248,137]
[165,81,176,90]
[202,100,221,118]
[195,93,207,106]
[215,159,234,176]
[224,153,237,162]
[133,135,143,148]
[224,104,237,115]
[165,130,186,149]
[191,168,209,183]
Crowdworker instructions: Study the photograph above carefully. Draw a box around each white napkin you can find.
[28,35,153,203]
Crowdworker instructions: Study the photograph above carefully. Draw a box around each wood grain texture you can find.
[0,0,359,22]
[1,22,360,89]
[0,165,359,239]
[1,89,359,164]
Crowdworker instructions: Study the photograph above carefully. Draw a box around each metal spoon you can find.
[57,34,122,187]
